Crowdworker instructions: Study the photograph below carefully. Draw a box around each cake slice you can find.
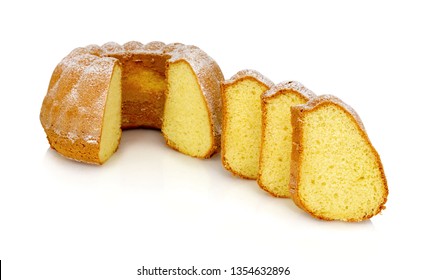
[290,95,388,221]
[162,51,223,158]
[221,70,273,179]
[258,81,315,197]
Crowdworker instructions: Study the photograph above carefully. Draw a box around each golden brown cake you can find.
[40,41,224,164]
[221,70,273,179]
[290,95,388,221]
[258,81,316,197]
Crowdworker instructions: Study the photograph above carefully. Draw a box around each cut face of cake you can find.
[290,95,388,221]
[98,64,122,163]
[258,81,315,197]
[162,60,215,158]
[221,70,273,179]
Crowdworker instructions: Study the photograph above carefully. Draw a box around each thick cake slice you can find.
[162,52,223,159]
[258,81,315,197]
[290,95,388,221]
[221,70,273,179]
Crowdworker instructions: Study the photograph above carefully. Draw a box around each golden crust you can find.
[221,70,273,179]
[222,69,274,89]
[40,41,224,163]
[289,95,388,222]
[40,55,120,164]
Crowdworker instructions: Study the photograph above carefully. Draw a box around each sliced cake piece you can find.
[258,81,316,197]
[162,51,224,158]
[290,95,388,221]
[221,70,273,179]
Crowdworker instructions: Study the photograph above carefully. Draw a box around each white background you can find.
[1,0,425,279]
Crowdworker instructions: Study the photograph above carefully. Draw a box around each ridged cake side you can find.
[40,50,120,164]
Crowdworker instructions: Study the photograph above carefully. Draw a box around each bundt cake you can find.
[40,41,224,164]
[290,95,388,221]
[258,81,316,197]
[221,70,273,179]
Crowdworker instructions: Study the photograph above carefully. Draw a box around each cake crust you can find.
[40,53,120,164]
[290,95,388,221]
[222,69,274,90]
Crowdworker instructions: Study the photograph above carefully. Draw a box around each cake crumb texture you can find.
[258,81,315,197]
[290,95,388,221]
[162,61,214,158]
[221,70,273,179]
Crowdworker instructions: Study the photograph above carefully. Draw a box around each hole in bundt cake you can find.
[120,58,167,129]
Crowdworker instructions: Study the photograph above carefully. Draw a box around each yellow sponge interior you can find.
[259,91,308,196]
[99,65,122,164]
[223,79,268,179]
[121,62,167,128]
[298,104,387,221]
[162,61,213,158]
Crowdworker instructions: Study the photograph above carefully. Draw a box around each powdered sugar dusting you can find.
[84,135,99,144]
[263,81,316,100]
[43,51,117,144]
[67,131,78,142]
[143,41,166,51]
[224,69,274,88]
[101,42,124,54]
[123,41,144,51]
[295,95,366,131]
[167,43,224,137]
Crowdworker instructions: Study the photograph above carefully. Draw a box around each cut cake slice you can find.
[162,53,224,159]
[290,95,388,221]
[258,81,315,197]
[221,70,273,179]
